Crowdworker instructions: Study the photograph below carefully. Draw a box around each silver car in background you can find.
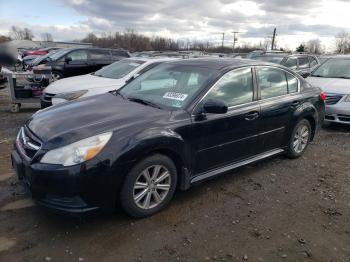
[307,56,350,125]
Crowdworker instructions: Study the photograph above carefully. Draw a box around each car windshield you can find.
[254,56,284,64]
[119,64,215,109]
[311,58,350,78]
[47,49,70,61]
[93,59,145,79]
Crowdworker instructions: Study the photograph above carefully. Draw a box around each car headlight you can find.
[54,90,88,101]
[40,132,112,166]
[344,95,350,102]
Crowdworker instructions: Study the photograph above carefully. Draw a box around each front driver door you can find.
[64,50,90,77]
[191,67,260,174]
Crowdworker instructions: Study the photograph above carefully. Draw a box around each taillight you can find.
[319,92,326,102]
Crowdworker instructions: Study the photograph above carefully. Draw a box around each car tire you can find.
[286,119,312,159]
[120,154,177,218]
[52,71,63,81]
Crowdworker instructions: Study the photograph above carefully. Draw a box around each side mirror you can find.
[301,72,310,78]
[65,57,72,63]
[203,99,228,114]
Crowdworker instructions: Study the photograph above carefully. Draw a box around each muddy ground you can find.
[0,88,350,262]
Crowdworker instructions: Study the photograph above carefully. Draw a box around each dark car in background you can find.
[253,53,320,77]
[12,58,325,218]
[33,47,130,80]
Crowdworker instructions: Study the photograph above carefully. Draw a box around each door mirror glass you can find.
[203,99,228,114]
[65,56,72,63]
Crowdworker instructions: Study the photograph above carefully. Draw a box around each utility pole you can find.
[232,31,241,53]
[271,28,277,50]
[221,32,225,51]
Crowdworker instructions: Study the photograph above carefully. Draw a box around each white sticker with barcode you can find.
[163,92,188,101]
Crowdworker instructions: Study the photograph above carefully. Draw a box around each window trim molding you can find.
[191,66,256,115]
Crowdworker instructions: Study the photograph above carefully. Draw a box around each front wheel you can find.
[120,154,177,218]
[286,119,311,158]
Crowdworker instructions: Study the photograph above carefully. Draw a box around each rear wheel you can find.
[286,119,311,158]
[120,154,177,218]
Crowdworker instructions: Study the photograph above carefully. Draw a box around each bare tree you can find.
[305,39,323,54]
[335,31,350,54]
[41,32,53,42]
[9,26,34,40]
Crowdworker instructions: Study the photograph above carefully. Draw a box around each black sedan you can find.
[12,58,325,218]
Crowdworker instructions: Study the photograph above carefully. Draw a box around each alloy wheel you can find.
[293,124,310,154]
[133,165,171,209]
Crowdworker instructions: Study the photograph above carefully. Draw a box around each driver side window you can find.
[66,50,88,61]
[205,67,254,107]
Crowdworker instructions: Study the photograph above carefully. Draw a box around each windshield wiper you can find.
[127,97,162,109]
[111,89,126,99]
[310,74,325,77]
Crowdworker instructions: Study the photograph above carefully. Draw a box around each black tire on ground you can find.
[120,154,177,218]
[286,119,312,159]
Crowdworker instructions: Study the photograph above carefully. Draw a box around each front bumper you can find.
[325,103,350,125]
[11,149,120,214]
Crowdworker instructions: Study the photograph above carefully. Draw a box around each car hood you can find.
[307,77,350,95]
[28,93,171,148]
[45,74,126,94]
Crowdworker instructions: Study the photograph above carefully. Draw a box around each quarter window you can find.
[298,57,309,69]
[205,67,253,107]
[257,67,288,99]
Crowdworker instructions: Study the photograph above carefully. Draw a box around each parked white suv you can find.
[307,55,350,125]
[41,57,177,107]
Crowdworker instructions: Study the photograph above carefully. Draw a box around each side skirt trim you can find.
[190,149,284,184]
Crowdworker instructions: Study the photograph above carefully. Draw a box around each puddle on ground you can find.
[1,198,34,211]
[0,173,13,182]
[0,237,16,252]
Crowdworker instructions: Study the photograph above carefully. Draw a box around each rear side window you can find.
[286,73,298,93]
[298,57,310,69]
[284,58,297,70]
[112,50,129,58]
[205,67,253,107]
[309,56,318,67]
[90,50,111,60]
[257,67,288,99]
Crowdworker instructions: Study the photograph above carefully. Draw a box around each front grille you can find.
[16,127,42,160]
[43,92,56,102]
[325,93,343,105]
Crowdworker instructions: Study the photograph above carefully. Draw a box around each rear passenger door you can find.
[90,49,112,71]
[256,66,301,152]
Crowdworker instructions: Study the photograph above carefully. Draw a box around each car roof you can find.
[165,58,276,70]
[323,55,350,59]
[127,57,179,63]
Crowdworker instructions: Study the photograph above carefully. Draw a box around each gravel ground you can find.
[0,88,350,262]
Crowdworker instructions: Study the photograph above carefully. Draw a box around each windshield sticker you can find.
[163,92,188,101]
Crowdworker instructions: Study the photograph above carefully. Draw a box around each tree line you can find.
[1,26,350,54]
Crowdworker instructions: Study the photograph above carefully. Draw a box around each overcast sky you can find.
[0,0,349,51]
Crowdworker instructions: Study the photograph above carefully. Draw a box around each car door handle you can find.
[291,101,300,108]
[245,111,259,121]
